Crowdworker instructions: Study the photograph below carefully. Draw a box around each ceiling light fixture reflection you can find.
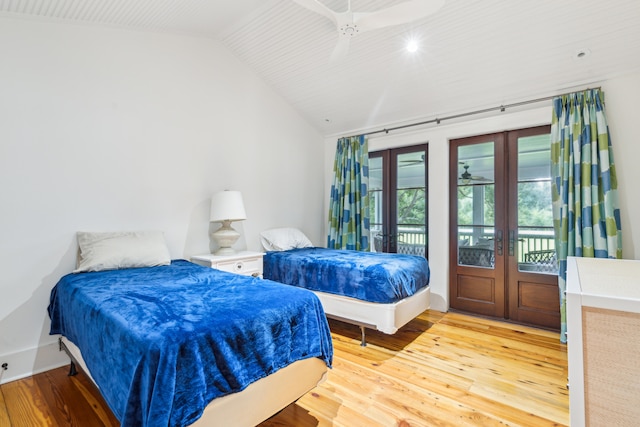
[406,39,418,53]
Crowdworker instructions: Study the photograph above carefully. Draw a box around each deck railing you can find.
[371,229,427,257]
[458,228,555,263]
[371,227,555,264]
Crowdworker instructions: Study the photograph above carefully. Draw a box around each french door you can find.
[369,144,428,258]
[449,126,559,330]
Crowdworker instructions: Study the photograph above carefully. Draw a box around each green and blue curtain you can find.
[327,135,370,250]
[551,88,622,343]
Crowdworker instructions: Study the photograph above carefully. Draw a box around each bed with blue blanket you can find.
[263,247,430,344]
[48,259,333,427]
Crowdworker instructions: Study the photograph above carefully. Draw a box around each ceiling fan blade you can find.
[459,175,492,183]
[355,0,445,31]
[292,0,338,25]
[330,36,351,62]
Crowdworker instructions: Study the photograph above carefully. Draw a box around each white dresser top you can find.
[569,257,640,313]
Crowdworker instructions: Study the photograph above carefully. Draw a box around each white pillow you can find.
[260,228,313,251]
[74,231,171,273]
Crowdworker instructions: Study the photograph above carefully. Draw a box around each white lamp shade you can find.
[210,191,247,222]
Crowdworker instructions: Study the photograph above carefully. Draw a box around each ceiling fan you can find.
[458,163,492,184]
[400,153,425,167]
[292,0,446,61]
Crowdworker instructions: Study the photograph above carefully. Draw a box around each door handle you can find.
[496,230,503,256]
[508,230,515,256]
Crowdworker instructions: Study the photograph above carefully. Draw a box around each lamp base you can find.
[214,247,237,256]
[212,220,240,255]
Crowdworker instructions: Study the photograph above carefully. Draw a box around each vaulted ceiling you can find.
[3,0,640,136]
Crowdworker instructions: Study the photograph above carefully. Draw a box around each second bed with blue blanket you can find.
[264,247,430,340]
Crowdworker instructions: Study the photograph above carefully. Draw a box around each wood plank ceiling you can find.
[2,0,640,136]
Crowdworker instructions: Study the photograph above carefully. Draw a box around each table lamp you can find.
[209,190,247,255]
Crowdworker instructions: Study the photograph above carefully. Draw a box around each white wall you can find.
[324,71,640,313]
[600,73,640,258]
[0,18,325,383]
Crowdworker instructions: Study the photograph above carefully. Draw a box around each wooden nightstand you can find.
[191,251,264,277]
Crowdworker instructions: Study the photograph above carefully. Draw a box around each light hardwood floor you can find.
[0,311,568,426]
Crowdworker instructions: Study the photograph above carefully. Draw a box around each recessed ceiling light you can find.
[406,40,418,53]
[575,48,591,59]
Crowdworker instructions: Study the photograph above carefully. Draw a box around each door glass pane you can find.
[457,142,495,268]
[396,151,426,258]
[369,156,383,252]
[516,134,556,274]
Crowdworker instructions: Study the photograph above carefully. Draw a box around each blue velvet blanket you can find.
[48,260,333,427]
[263,248,430,304]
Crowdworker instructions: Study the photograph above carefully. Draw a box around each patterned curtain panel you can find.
[327,135,370,250]
[551,88,623,343]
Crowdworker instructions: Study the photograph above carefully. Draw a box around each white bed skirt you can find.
[59,336,327,426]
[314,285,430,334]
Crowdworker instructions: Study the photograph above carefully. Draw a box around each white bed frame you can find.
[312,285,430,345]
[59,336,327,426]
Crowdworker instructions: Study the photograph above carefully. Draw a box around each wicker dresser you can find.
[566,256,640,427]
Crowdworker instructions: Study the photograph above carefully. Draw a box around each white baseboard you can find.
[0,339,70,385]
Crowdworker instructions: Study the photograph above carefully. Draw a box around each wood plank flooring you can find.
[0,311,568,426]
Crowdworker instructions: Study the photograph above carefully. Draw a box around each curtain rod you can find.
[366,87,602,137]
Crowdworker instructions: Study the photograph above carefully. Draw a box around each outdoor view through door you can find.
[449,126,559,330]
[369,144,428,259]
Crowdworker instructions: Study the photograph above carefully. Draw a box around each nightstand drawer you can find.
[191,251,264,277]
[216,257,262,276]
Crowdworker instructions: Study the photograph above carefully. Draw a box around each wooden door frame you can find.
[370,144,428,254]
[370,150,393,252]
[506,125,559,329]
[449,126,559,330]
[449,133,506,318]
